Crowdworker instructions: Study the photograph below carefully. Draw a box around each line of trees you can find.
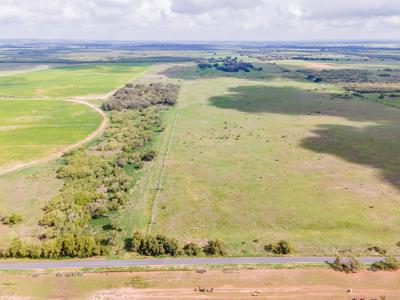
[125,232,227,257]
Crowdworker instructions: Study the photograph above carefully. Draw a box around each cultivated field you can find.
[0,63,150,97]
[1,268,399,299]
[0,99,102,170]
[152,69,400,255]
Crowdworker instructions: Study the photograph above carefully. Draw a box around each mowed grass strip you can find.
[153,77,400,256]
[0,99,102,169]
[0,63,150,97]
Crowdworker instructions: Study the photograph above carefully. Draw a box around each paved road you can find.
[0,256,389,270]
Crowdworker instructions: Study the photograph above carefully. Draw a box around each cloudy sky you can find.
[1,0,400,41]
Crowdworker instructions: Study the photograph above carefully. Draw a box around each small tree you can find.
[183,243,202,256]
[203,239,227,256]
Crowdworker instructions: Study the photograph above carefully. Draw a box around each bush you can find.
[141,150,156,162]
[327,256,361,273]
[127,233,180,257]
[183,242,202,256]
[370,257,400,271]
[203,239,227,256]
[1,213,23,225]
[367,246,387,255]
[264,240,294,255]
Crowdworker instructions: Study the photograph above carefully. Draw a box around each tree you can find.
[203,239,227,256]
[183,243,202,256]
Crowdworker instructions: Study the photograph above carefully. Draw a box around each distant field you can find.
[152,74,400,256]
[0,99,102,170]
[0,63,150,97]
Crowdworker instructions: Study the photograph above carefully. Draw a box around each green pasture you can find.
[0,99,102,169]
[0,63,150,97]
[152,75,400,256]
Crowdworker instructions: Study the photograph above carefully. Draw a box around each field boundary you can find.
[146,100,181,234]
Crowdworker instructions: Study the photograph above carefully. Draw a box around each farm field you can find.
[0,99,102,170]
[1,268,399,299]
[0,63,150,97]
[152,72,400,255]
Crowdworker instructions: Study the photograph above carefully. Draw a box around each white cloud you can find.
[0,0,399,40]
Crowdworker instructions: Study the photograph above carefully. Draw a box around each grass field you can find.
[0,99,102,170]
[0,161,62,246]
[152,74,400,256]
[0,63,150,97]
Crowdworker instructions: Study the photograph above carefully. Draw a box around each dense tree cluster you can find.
[197,56,262,73]
[102,83,180,111]
[125,232,227,257]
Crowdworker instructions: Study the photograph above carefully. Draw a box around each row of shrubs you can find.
[0,233,108,258]
[328,256,400,273]
[125,232,227,257]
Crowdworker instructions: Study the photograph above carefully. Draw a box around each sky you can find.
[1,0,400,41]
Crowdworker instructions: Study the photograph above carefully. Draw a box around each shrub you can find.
[367,246,387,255]
[141,150,156,162]
[1,213,23,225]
[183,242,202,256]
[130,231,144,252]
[203,239,227,256]
[327,256,361,273]
[264,240,294,255]
[370,257,400,271]
[127,233,181,257]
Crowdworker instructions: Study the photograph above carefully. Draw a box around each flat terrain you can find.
[153,72,400,255]
[1,268,399,299]
[0,161,62,246]
[0,63,149,97]
[0,99,102,170]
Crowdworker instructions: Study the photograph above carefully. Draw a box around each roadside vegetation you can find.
[125,231,227,257]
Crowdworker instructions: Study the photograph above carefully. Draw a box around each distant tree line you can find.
[197,56,263,73]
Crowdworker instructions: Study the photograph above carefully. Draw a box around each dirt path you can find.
[0,99,108,177]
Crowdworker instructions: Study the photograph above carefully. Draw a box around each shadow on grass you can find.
[301,124,400,190]
[208,85,400,190]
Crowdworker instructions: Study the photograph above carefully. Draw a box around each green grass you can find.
[152,76,400,256]
[0,161,62,246]
[0,63,150,97]
[0,99,102,169]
